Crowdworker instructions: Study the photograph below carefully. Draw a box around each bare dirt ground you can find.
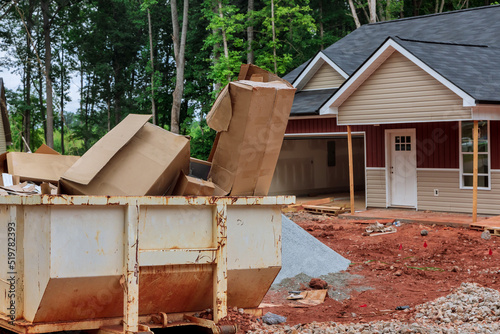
[264,212,499,324]
[226,211,500,332]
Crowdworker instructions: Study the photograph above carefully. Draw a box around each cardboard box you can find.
[172,171,215,196]
[207,66,296,196]
[35,144,60,155]
[7,152,80,183]
[60,114,190,196]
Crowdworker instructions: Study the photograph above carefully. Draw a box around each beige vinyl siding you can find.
[338,52,472,125]
[366,169,386,208]
[0,109,5,153]
[303,63,345,90]
[417,169,500,215]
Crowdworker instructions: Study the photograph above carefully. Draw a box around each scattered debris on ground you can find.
[230,211,500,333]
[248,283,500,333]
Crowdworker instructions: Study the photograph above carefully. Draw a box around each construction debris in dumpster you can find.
[0,64,294,197]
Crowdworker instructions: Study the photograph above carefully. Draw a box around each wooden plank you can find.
[472,120,478,223]
[370,231,397,237]
[348,125,355,214]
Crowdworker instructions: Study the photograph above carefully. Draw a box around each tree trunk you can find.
[41,0,54,148]
[247,0,254,63]
[348,0,361,28]
[369,0,376,23]
[59,46,65,155]
[439,0,445,12]
[271,0,277,74]
[319,0,324,50]
[218,1,230,82]
[38,60,47,138]
[147,8,156,124]
[24,0,33,152]
[170,0,189,134]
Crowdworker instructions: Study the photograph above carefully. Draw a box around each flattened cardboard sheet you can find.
[7,152,80,183]
[60,118,190,196]
[63,114,152,185]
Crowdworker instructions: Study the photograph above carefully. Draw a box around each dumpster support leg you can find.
[124,203,140,333]
[213,203,228,323]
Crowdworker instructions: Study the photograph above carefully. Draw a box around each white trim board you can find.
[284,132,365,138]
[416,168,460,171]
[292,52,349,92]
[320,38,476,116]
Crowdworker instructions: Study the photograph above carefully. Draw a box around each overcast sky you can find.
[0,60,81,113]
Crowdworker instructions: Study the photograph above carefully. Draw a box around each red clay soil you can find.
[258,212,500,326]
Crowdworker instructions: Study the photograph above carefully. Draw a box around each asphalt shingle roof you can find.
[395,37,500,102]
[290,89,337,115]
[285,5,500,106]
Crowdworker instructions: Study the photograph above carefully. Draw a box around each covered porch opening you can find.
[269,133,365,204]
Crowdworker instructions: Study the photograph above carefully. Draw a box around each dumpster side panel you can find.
[24,207,51,322]
[139,206,214,250]
[50,207,124,278]
[0,205,11,315]
[139,264,213,314]
[226,206,281,270]
[33,276,123,322]
[227,267,281,308]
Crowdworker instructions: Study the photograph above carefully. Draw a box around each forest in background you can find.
[0,0,495,159]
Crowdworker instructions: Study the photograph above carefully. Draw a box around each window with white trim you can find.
[460,121,490,189]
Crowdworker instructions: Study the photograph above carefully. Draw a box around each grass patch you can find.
[407,266,444,272]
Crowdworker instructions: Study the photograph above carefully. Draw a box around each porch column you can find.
[347,125,355,214]
[472,120,478,223]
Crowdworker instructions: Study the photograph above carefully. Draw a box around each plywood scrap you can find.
[290,289,328,307]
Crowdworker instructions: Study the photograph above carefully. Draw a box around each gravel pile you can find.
[248,283,500,334]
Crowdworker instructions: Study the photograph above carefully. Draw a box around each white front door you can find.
[388,129,417,207]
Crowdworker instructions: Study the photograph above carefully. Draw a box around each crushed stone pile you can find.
[273,215,351,285]
[248,283,500,334]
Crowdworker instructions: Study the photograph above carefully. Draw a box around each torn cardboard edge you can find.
[238,64,293,88]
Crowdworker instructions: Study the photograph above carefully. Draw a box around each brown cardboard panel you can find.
[253,87,296,194]
[208,78,295,196]
[60,122,190,196]
[206,84,234,132]
[7,152,80,183]
[172,171,215,196]
[63,114,151,185]
[35,144,60,155]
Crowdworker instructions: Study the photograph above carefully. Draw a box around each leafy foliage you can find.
[0,0,494,157]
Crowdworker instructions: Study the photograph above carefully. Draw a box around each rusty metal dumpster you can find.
[0,195,293,334]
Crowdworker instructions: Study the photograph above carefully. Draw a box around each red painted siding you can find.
[490,121,500,169]
[286,119,461,168]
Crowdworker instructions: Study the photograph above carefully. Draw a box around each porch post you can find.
[347,125,355,214]
[472,120,478,223]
